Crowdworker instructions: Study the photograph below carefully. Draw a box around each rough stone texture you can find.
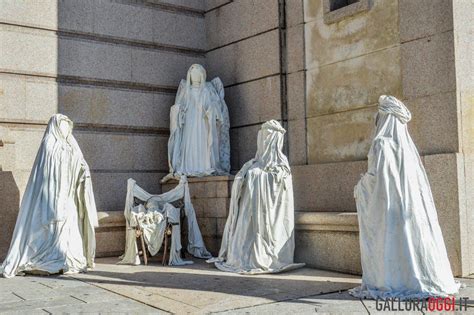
[306,47,402,118]
[92,172,165,211]
[230,124,261,170]
[206,0,279,50]
[286,0,304,27]
[72,257,362,314]
[304,0,399,69]
[424,153,463,276]
[205,0,231,11]
[162,176,233,256]
[59,85,173,129]
[95,211,126,258]
[287,71,305,121]
[286,24,304,74]
[206,29,280,86]
[0,74,58,123]
[288,119,306,165]
[225,75,281,128]
[306,106,377,163]
[292,161,366,212]
[401,31,456,99]
[152,0,204,11]
[404,92,459,156]
[399,0,453,43]
[0,171,20,261]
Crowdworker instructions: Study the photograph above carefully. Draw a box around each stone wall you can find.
[294,0,474,276]
[0,0,207,259]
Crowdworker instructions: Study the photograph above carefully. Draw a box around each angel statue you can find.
[162,64,230,182]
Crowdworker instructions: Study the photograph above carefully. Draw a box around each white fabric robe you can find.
[164,64,230,182]
[119,177,211,265]
[211,120,304,274]
[1,114,98,278]
[350,95,460,299]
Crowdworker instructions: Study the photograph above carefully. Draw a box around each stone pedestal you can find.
[162,175,234,256]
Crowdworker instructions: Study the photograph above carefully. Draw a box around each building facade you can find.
[0,0,473,276]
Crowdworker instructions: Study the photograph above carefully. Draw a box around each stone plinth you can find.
[161,175,234,256]
[95,211,126,258]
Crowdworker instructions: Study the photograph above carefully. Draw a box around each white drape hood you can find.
[350,95,460,299]
[211,120,304,274]
[1,114,98,278]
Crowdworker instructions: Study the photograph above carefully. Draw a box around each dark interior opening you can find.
[330,0,360,11]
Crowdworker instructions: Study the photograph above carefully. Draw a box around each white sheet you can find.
[349,95,460,299]
[1,114,98,278]
[210,120,304,274]
[118,176,211,266]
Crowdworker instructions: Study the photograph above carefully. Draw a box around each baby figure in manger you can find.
[163,64,230,182]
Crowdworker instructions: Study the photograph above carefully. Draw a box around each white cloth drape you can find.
[118,177,211,265]
[163,64,230,182]
[210,120,304,274]
[350,95,460,299]
[1,114,98,278]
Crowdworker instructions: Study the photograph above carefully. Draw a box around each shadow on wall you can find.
[0,171,20,261]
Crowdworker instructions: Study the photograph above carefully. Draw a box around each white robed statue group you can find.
[350,95,460,299]
[1,114,98,278]
[0,63,461,301]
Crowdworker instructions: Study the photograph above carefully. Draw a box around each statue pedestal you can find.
[162,175,234,256]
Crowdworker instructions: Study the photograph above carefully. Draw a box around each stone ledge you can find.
[295,211,359,232]
[97,211,125,229]
[164,175,235,184]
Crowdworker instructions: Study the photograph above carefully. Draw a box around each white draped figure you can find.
[350,96,460,299]
[119,177,211,266]
[1,114,98,278]
[211,120,304,274]
[164,64,230,181]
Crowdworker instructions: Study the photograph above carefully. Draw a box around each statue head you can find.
[186,64,206,87]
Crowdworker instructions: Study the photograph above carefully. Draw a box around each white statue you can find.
[209,120,304,274]
[119,177,211,265]
[1,114,98,278]
[163,64,230,182]
[349,96,460,299]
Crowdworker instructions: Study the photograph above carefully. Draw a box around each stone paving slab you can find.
[70,257,361,314]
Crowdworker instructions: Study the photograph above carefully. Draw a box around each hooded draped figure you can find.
[1,114,98,278]
[210,120,304,274]
[350,95,460,299]
[163,64,230,182]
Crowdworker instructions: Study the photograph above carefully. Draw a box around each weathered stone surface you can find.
[288,119,306,165]
[0,171,20,261]
[95,211,126,258]
[197,217,218,237]
[295,228,361,274]
[153,0,204,11]
[0,0,58,30]
[399,0,453,43]
[74,132,169,171]
[191,197,229,218]
[0,25,58,76]
[230,124,261,170]
[424,153,463,276]
[92,171,165,211]
[162,176,233,199]
[0,74,57,123]
[205,0,230,11]
[287,24,304,74]
[306,46,402,117]
[401,31,455,98]
[405,92,459,156]
[287,71,305,121]
[59,85,173,129]
[206,30,280,86]
[305,0,399,69]
[225,75,281,128]
[206,0,279,50]
[286,0,304,27]
[292,161,366,212]
[306,106,377,163]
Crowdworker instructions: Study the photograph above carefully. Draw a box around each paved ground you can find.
[1,257,473,314]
